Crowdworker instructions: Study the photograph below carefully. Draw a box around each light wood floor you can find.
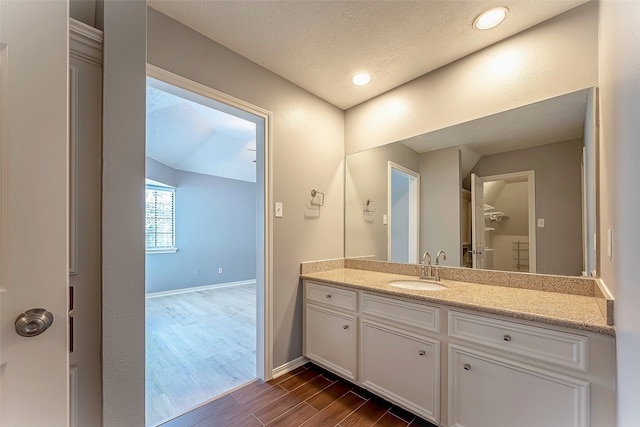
[146,283,257,426]
[161,363,437,427]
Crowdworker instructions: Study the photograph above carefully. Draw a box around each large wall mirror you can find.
[345,87,597,277]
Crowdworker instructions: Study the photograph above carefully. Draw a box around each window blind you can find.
[145,185,176,250]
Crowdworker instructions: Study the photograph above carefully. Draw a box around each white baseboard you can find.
[146,279,256,299]
[272,356,309,378]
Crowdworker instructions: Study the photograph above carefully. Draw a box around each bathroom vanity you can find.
[301,262,615,427]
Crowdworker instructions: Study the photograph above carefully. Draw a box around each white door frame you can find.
[387,162,420,264]
[470,173,486,269]
[146,64,273,380]
[474,171,537,273]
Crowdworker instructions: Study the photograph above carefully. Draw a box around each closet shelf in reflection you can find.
[485,211,509,222]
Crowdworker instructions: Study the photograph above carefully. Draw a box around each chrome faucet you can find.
[434,250,447,281]
[420,252,433,279]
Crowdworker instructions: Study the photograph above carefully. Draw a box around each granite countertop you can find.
[301,268,615,336]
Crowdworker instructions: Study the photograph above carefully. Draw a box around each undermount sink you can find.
[388,280,447,291]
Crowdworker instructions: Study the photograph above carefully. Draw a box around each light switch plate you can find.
[537,218,545,228]
[275,202,283,218]
[383,214,388,225]
[607,228,613,258]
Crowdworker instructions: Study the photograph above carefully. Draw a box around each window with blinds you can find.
[145,185,177,253]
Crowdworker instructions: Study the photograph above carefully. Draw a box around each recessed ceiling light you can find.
[473,7,509,30]
[351,73,371,86]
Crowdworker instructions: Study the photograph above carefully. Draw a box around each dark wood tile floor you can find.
[161,363,438,427]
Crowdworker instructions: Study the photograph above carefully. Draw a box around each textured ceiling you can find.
[148,0,589,110]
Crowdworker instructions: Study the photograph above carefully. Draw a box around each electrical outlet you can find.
[218,267,223,274]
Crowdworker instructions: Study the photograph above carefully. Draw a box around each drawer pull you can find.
[463,363,471,371]
[343,325,349,330]
[418,350,426,356]
[326,294,332,298]
[502,334,512,342]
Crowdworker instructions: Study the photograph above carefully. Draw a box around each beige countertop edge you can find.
[301,271,615,337]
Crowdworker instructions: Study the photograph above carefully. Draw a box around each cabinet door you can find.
[361,320,440,423]
[449,345,589,427]
[305,304,357,380]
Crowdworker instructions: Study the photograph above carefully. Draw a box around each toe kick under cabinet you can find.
[302,280,616,427]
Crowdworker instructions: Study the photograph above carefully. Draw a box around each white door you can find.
[0,2,69,426]
[470,173,486,269]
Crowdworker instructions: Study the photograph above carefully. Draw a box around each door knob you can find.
[14,308,54,337]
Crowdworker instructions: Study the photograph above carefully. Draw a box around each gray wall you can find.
[345,142,420,260]
[419,147,462,266]
[598,1,640,424]
[145,159,257,294]
[465,139,583,276]
[146,157,180,188]
[147,8,345,368]
[99,1,147,425]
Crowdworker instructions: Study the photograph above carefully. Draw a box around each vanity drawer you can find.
[448,311,587,371]
[305,281,357,312]
[362,293,440,334]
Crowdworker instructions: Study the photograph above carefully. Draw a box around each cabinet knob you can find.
[343,325,349,330]
[326,294,332,299]
[463,363,471,371]
[502,334,512,342]
[418,350,426,356]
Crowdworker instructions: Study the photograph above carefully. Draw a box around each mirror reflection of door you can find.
[471,174,486,269]
[388,162,420,263]
[471,171,536,273]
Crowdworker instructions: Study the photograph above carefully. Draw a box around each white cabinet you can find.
[302,280,615,427]
[449,344,589,427]
[447,310,615,427]
[303,282,358,381]
[360,292,441,423]
[361,319,440,423]
[305,304,357,380]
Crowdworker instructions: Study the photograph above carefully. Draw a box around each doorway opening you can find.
[388,162,420,264]
[144,70,268,426]
[471,171,536,273]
